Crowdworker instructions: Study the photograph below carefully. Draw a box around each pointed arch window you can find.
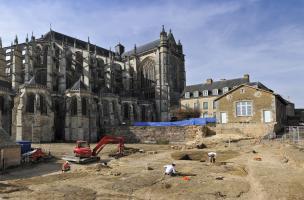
[82,97,87,116]
[26,93,35,113]
[40,94,47,115]
[71,97,78,116]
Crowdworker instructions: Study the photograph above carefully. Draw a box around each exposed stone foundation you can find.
[214,123,279,138]
[104,125,208,143]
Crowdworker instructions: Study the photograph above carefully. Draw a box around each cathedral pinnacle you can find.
[14,35,18,45]
[31,31,35,41]
[87,37,90,51]
[160,25,167,38]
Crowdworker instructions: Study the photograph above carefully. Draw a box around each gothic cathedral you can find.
[0,26,185,142]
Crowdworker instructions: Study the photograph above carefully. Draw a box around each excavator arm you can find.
[92,135,124,156]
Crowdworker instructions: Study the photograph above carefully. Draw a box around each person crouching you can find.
[208,152,217,163]
[164,163,176,176]
[62,161,71,172]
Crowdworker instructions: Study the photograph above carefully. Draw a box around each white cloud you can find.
[0,0,303,107]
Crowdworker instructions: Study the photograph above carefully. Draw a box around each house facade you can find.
[180,74,250,118]
[214,83,288,137]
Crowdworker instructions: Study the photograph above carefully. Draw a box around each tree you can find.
[171,108,200,121]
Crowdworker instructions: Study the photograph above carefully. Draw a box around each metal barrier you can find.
[281,126,304,145]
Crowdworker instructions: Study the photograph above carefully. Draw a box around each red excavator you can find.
[63,135,125,164]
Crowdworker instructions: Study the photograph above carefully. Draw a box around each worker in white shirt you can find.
[164,163,176,176]
[208,152,217,163]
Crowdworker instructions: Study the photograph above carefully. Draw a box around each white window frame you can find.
[220,112,228,123]
[263,110,272,123]
[194,101,200,110]
[213,101,217,109]
[203,112,208,118]
[184,92,190,99]
[193,91,199,98]
[203,102,208,110]
[236,101,252,116]
[185,103,190,109]
[203,90,208,96]
[223,87,229,94]
[212,89,218,95]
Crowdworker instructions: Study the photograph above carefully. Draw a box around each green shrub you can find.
[156,139,169,144]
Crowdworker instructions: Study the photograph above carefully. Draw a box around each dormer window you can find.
[212,89,218,95]
[223,87,229,94]
[193,91,199,98]
[203,90,208,97]
[185,92,190,99]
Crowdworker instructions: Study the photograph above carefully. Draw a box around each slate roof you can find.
[70,78,87,91]
[183,77,250,97]
[123,39,160,57]
[213,82,288,105]
[43,30,114,57]
[246,82,273,92]
[0,128,17,148]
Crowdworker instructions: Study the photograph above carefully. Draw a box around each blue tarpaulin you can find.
[133,117,216,127]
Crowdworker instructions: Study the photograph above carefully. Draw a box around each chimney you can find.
[243,74,250,81]
[206,78,213,84]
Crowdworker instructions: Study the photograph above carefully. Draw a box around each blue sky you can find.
[0,0,303,107]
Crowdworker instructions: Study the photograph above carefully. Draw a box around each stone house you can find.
[214,82,288,137]
[180,74,250,118]
[0,128,20,170]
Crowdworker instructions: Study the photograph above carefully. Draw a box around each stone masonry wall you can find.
[104,125,207,143]
[215,122,277,138]
[0,146,21,169]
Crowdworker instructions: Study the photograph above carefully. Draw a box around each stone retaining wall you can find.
[214,123,278,138]
[103,125,208,143]
[0,146,21,170]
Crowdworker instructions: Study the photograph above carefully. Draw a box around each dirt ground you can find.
[1,136,304,200]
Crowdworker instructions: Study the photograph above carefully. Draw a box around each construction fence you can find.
[280,126,304,146]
